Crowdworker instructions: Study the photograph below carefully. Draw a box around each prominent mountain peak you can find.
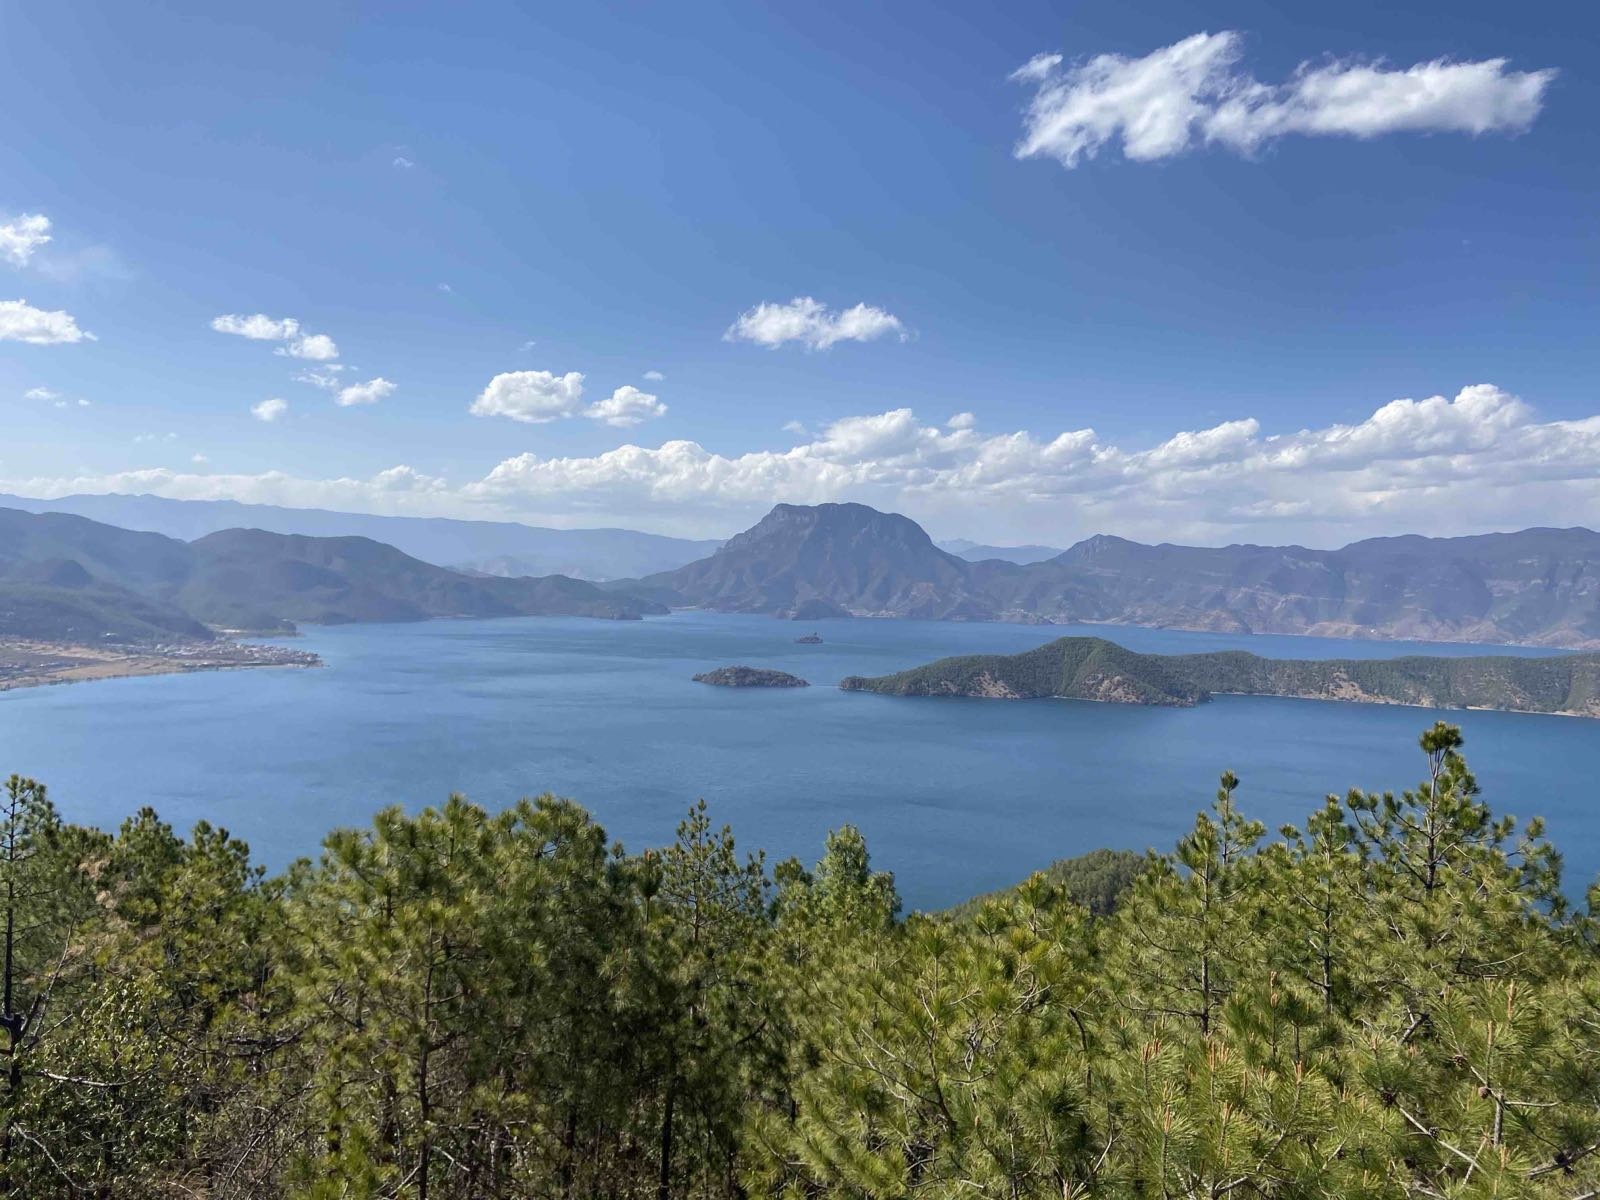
[664,502,986,619]
[722,502,942,556]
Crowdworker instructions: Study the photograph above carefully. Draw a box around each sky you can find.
[1,1,1596,547]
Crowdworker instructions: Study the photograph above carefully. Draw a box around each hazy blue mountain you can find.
[937,538,1066,564]
[0,507,665,640]
[0,493,719,581]
[655,504,1600,648]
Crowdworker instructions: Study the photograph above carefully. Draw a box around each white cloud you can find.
[251,398,288,422]
[191,453,209,465]
[437,282,452,294]
[393,156,415,169]
[17,383,1600,546]
[470,370,585,423]
[24,386,58,401]
[947,412,977,430]
[293,367,344,390]
[781,420,809,435]
[643,369,665,381]
[279,332,340,361]
[0,214,52,266]
[585,385,667,428]
[133,432,178,444]
[212,313,301,340]
[1013,32,1556,168]
[336,377,395,407]
[0,299,94,344]
[725,297,906,350]
[212,313,340,362]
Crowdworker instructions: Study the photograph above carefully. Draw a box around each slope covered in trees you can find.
[1,725,1598,1196]
[841,634,1600,716]
[0,506,665,640]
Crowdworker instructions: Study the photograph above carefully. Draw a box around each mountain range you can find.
[640,503,1600,649]
[0,507,664,643]
[0,493,719,581]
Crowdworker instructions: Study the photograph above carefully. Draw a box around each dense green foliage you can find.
[843,634,1600,716]
[2,725,1599,1196]
[943,847,1148,921]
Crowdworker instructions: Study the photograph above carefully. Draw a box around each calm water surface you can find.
[2,613,1595,910]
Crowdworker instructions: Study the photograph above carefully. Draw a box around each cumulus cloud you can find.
[279,333,340,361]
[0,214,52,266]
[1012,32,1556,167]
[212,312,340,361]
[24,386,58,401]
[251,398,288,422]
[15,384,1600,546]
[336,377,395,407]
[585,385,667,428]
[725,297,905,350]
[947,412,977,431]
[0,298,94,344]
[1,464,450,518]
[470,370,586,423]
[643,370,665,381]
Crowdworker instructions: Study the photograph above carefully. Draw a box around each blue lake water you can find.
[1,613,1596,911]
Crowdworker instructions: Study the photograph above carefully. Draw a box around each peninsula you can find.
[0,637,320,693]
[839,636,1600,718]
[693,666,810,688]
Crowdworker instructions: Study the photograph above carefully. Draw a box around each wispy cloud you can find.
[1012,33,1556,168]
[212,312,340,361]
[251,398,288,422]
[725,297,906,350]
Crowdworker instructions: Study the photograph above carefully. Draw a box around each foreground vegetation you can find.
[2,724,1598,1197]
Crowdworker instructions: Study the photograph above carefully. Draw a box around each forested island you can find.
[692,665,809,687]
[1,724,1598,1195]
[841,635,1600,716]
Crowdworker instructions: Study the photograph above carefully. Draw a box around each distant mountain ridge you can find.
[644,503,1600,649]
[0,507,664,643]
[0,493,719,581]
[937,538,1066,565]
[841,636,1600,717]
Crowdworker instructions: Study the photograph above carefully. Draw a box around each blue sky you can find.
[1,1,1595,544]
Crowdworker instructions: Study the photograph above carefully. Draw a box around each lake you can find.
[2,612,1596,911]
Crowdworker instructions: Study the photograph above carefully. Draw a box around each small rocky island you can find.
[794,632,823,644]
[693,665,810,688]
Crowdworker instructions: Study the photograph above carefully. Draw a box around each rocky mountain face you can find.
[0,507,665,641]
[651,503,997,620]
[651,504,1600,648]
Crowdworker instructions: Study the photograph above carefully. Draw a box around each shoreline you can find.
[0,639,322,694]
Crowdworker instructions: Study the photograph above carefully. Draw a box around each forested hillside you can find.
[2,725,1597,1196]
[842,635,1600,716]
[0,507,664,640]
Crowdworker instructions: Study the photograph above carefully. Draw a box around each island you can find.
[838,636,1600,718]
[693,666,810,688]
[794,632,823,644]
